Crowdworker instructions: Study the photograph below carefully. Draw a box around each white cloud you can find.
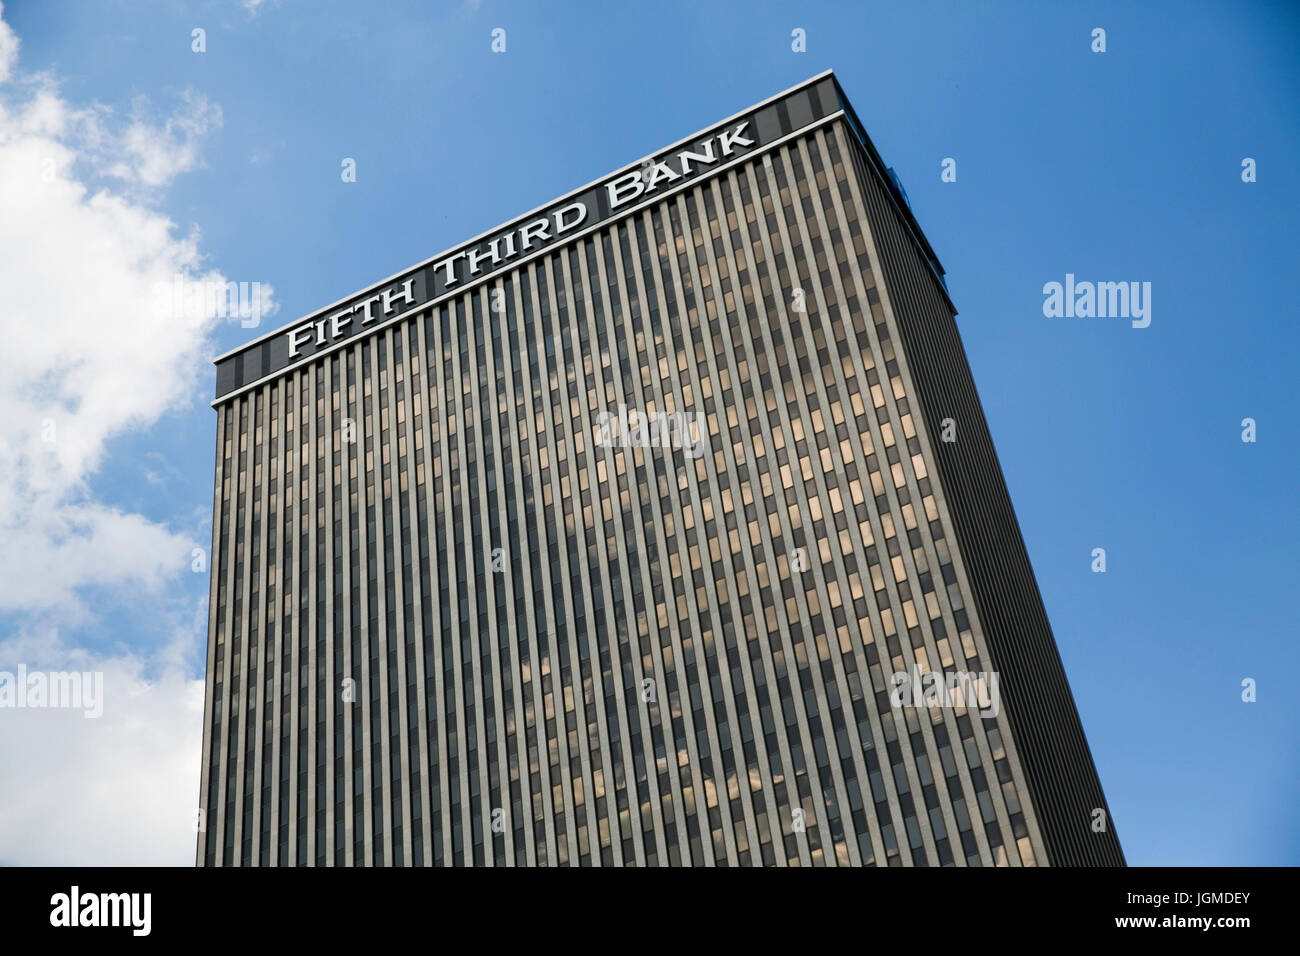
[107,91,222,188]
[241,0,278,17]
[0,45,267,613]
[0,5,256,864]
[0,626,205,866]
[0,128,217,606]
[0,506,196,617]
[0,4,16,84]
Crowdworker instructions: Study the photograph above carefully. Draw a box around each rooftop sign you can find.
[214,73,842,403]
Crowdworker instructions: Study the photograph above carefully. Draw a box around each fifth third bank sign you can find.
[199,72,1124,867]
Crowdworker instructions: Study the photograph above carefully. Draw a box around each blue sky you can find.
[0,0,1295,865]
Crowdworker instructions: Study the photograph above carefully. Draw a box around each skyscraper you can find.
[198,71,1123,867]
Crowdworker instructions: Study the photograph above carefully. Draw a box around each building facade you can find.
[198,71,1124,866]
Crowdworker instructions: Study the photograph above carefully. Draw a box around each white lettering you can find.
[645,161,681,190]
[606,169,644,209]
[467,237,505,275]
[288,323,313,358]
[355,294,381,324]
[382,278,416,314]
[676,140,717,174]
[518,217,551,250]
[717,121,755,156]
[50,886,151,937]
[329,309,352,338]
[552,201,587,235]
[434,252,466,288]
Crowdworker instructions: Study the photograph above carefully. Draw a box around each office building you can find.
[198,71,1124,866]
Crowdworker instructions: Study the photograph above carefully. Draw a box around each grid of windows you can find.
[199,116,1053,867]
